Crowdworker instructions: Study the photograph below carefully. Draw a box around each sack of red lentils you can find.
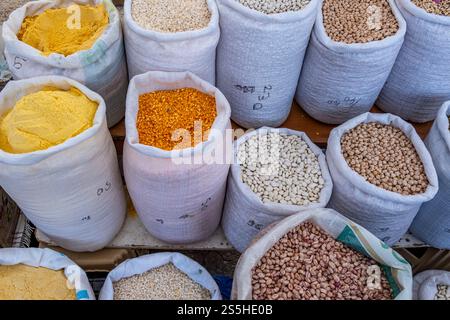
[216,0,319,129]
[124,71,231,244]
[378,0,450,123]
[99,252,221,300]
[0,76,126,252]
[0,248,95,300]
[123,0,219,84]
[222,127,333,253]
[2,0,128,127]
[326,112,439,245]
[295,0,406,125]
[410,102,450,249]
[232,208,413,300]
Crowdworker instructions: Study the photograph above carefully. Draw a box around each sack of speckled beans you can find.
[123,70,231,244]
[378,0,450,122]
[2,0,128,127]
[0,76,126,252]
[326,112,439,245]
[296,0,406,124]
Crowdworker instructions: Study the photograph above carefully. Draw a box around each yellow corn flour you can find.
[0,264,76,300]
[17,4,109,56]
[0,87,98,154]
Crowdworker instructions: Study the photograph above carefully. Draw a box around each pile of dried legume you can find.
[0,0,28,24]
[237,0,311,14]
[113,263,211,300]
[131,0,211,32]
[323,0,399,44]
[413,0,450,16]
[252,222,393,300]
[238,133,325,206]
[341,123,429,195]
[137,88,217,151]
[435,284,450,300]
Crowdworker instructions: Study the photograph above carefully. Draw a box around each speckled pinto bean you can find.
[251,222,393,300]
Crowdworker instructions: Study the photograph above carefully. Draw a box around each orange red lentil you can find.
[137,88,217,151]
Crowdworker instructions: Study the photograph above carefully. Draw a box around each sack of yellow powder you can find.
[2,0,128,128]
[0,248,95,300]
[124,71,231,243]
[0,75,126,252]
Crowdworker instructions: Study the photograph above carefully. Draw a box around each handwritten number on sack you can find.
[247,220,264,231]
[81,216,91,222]
[234,84,273,111]
[97,181,112,197]
[201,197,212,211]
[13,56,27,70]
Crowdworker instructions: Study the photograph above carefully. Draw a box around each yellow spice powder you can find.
[0,87,98,154]
[0,264,76,300]
[17,4,109,56]
[137,88,217,151]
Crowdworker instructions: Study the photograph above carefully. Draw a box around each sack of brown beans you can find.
[410,102,450,249]
[222,127,333,253]
[124,71,231,243]
[216,0,319,129]
[233,208,413,300]
[326,112,439,245]
[123,0,219,84]
[378,0,450,123]
[2,0,128,128]
[295,0,406,125]
[413,270,450,300]
[99,252,221,300]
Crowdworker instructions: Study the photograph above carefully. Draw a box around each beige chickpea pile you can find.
[252,222,393,300]
[341,123,429,195]
[113,263,211,300]
[237,0,311,14]
[323,0,399,44]
[413,0,450,16]
[131,0,211,32]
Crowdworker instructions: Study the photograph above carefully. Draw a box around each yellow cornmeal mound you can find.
[17,4,109,56]
[0,264,76,300]
[0,87,98,154]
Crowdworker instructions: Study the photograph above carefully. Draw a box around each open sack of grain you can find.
[0,248,94,300]
[326,112,439,245]
[124,70,231,244]
[296,0,406,124]
[232,208,413,300]
[413,270,450,300]
[2,0,128,127]
[216,0,319,128]
[0,76,126,252]
[99,252,221,300]
[222,127,333,253]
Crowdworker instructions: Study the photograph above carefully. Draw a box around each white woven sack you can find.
[99,252,221,300]
[222,127,333,253]
[0,248,95,300]
[216,0,319,129]
[411,102,450,249]
[2,0,128,127]
[123,0,219,84]
[0,76,126,252]
[378,0,450,123]
[232,208,413,300]
[295,0,406,125]
[326,113,439,245]
[124,71,231,244]
[413,270,450,300]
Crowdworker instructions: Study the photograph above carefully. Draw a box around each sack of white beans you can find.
[410,102,450,249]
[295,0,406,124]
[413,270,450,300]
[222,127,333,253]
[123,0,219,84]
[326,112,439,245]
[216,0,319,129]
[99,252,221,300]
[124,71,231,244]
[2,0,128,128]
[0,248,95,300]
[378,0,450,123]
[232,208,413,300]
[0,76,126,252]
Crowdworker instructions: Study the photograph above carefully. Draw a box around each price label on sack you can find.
[234,84,274,111]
